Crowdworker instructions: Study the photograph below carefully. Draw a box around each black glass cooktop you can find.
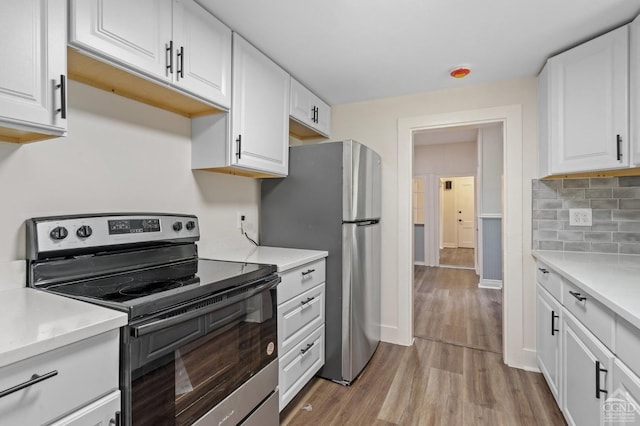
[43,258,276,318]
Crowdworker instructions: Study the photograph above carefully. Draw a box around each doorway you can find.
[439,176,475,269]
[398,104,523,368]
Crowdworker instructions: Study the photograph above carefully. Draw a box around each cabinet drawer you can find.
[278,283,325,354]
[536,262,562,301]
[0,330,119,425]
[616,316,640,376]
[279,324,325,411]
[277,259,326,304]
[562,279,615,350]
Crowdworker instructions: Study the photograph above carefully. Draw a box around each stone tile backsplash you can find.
[532,176,640,254]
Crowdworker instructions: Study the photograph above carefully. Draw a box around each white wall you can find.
[0,81,260,263]
[414,141,477,175]
[330,76,537,370]
[479,125,503,215]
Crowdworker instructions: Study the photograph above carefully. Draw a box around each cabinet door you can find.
[290,78,330,137]
[0,0,67,138]
[69,0,172,81]
[562,311,614,426]
[49,390,121,426]
[172,0,231,109]
[536,285,562,405]
[611,359,640,426]
[631,15,640,167]
[232,34,290,176]
[548,25,629,174]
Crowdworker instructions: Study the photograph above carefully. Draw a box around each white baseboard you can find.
[414,261,426,266]
[380,324,413,346]
[442,244,456,248]
[520,348,539,372]
[478,278,502,289]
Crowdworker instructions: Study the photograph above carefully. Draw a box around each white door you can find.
[456,176,475,248]
[0,0,67,132]
[548,24,629,173]
[69,0,172,82]
[536,285,562,405]
[231,34,290,176]
[563,312,614,426]
[172,0,231,109]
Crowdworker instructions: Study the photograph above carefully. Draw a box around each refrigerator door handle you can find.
[344,219,380,226]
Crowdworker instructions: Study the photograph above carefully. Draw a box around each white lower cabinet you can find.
[0,330,120,425]
[49,390,121,426]
[562,311,614,426]
[536,259,640,426]
[536,284,562,405]
[276,259,326,411]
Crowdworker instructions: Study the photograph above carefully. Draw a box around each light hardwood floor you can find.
[280,266,565,425]
[439,247,475,268]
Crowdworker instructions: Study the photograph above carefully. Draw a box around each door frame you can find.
[397,104,525,368]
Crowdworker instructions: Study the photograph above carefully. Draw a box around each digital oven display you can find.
[108,219,161,235]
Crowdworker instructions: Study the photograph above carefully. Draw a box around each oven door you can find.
[122,277,279,426]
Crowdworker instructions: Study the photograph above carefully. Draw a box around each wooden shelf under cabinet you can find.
[67,48,224,118]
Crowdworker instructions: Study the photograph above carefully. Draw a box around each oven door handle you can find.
[131,277,280,338]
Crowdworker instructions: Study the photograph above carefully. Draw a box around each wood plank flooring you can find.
[439,248,475,268]
[280,266,565,426]
[414,266,502,353]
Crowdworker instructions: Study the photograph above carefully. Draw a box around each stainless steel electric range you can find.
[26,213,279,426]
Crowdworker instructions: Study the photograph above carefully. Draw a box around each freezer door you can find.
[343,140,382,221]
[341,221,381,383]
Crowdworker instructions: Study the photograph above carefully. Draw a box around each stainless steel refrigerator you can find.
[260,140,381,385]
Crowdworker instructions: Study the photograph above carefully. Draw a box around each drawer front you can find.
[536,262,562,301]
[616,316,640,376]
[562,279,615,350]
[278,283,325,354]
[277,259,326,304]
[279,324,325,411]
[0,330,119,425]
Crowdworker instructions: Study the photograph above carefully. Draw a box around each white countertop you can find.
[204,246,328,272]
[533,250,640,330]
[0,288,127,368]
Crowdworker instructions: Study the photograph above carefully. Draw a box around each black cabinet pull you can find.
[177,46,184,79]
[110,411,122,426]
[551,311,559,336]
[301,296,315,306]
[56,75,66,119]
[596,360,608,399]
[301,269,315,276]
[569,290,587,302]
[300,342,315,355]
[166,41,173,74]
[0,370,58,398]
[617,134,622,161]
[236,135,242,159]
[538,268,549,274]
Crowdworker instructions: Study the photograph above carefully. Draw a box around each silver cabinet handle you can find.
[0,370,58,398]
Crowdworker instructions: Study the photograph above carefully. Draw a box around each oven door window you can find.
[129,288,277,426]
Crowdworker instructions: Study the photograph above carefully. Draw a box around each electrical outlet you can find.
[569,208,592,226]
[237,212,246,229]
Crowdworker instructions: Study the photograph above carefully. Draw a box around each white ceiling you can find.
[199,0,640,105]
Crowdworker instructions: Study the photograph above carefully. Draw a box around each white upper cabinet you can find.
[539,25,629,176]
[630,14,640,167]
[290,78,330,138]
[191,33,290,177]
[172,0,231,107]
[69,0,231,111]
[0,0,67,143]
[230,34,290,176]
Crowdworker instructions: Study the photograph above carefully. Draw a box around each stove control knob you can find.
[173,221,183,231]
[50,226,68,240]
[76,225,93,238]
[185,221,196,231]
